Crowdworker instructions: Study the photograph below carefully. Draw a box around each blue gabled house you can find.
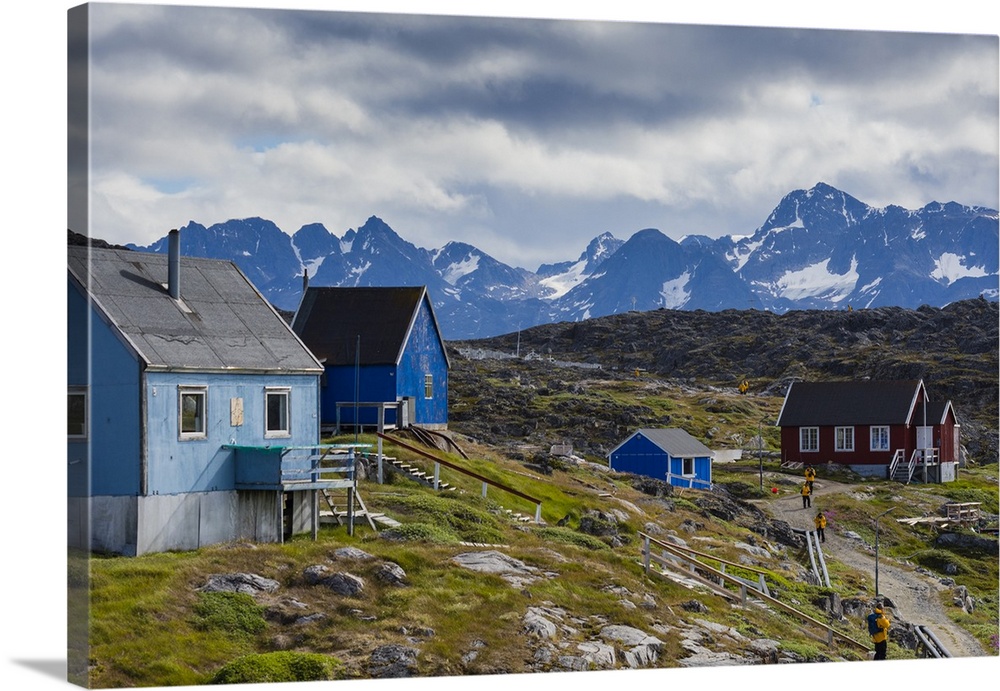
[291,286,450,432]
[68,230,342,556]
[608,428,714,489]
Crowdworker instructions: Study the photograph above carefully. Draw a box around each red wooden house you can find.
[776,379,960,483]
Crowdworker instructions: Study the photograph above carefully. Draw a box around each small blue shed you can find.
[608,428,714,489]
[291,286,450,432]
[67,231,343,556]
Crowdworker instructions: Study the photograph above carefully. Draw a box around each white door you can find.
[916,426,933,454]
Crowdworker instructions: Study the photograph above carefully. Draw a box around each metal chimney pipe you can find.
[168,228,180,299]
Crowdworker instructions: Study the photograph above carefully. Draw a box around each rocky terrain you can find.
[450,299,999,464]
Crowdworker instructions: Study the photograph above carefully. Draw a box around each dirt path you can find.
[759,477,985,658]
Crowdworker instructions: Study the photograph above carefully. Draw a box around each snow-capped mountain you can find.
[127,183,998,340]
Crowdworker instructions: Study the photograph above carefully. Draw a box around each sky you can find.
[69,1,999,271]
[3,3,999,691]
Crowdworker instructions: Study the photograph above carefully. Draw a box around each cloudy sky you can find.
[72,2,999,270]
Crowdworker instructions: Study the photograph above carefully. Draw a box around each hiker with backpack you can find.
[814,510,827,542]
[804,465,816,490]
[801,482,812,509]
[867,603,891,660]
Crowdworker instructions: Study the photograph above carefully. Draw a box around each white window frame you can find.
[681,457,695,477]
[68,386,88,439]
[870,425,890,452]
[179,386,208,440]
[265,387,291,438]
[835,426,855,452]
[424,373,433,399]
[799,427,819,452]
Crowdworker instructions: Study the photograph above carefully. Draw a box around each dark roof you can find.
[68,246,322,373]
[291,286,448,367]
[612,428,713,458]
[915,400,958,426]
[776,380,924,427]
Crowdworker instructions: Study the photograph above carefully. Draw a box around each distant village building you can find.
[776,379,960,483]
[68,231,342,556]
[608,428,714,488]
[292,286,450,433]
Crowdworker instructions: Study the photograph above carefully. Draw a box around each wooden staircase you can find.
[382,456,459,492]
[318,486,401,531]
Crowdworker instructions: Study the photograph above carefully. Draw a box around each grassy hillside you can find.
[79,301,998,686]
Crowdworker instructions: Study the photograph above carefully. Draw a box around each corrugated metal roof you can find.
[68,246,322,373]
[291,286,443,366]
[635,428,713,457]
[776,380,923,427]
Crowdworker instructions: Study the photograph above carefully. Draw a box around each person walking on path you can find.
[814,510,827,542]
[804,466,816,490]
[867,604,891,660]
[801,482,812,509]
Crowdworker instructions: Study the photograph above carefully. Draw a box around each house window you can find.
[870,426,890,451]
[682,458,695,476]
[68,387,87,439]
[800,427,819,452]
[179,386,207,439]
[424,374,433,399]
[835,426,855,452]
[265,388,290,437]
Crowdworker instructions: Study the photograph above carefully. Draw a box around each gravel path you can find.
[760,477,985,658]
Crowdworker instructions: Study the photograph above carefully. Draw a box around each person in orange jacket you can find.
[801,482,812,509]
[867,604,891,660]
[814,510,827,542]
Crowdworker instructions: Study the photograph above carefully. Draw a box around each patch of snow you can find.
[442,254,480,285]
[776,256,859,302]
[540,259,589,299]
[660,272,691,308]
[930,253,988,285]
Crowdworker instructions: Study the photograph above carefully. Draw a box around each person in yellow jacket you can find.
[867,604,891,660]
[814,510,827,542]
[801,482,812,509]
[804,466,817,490]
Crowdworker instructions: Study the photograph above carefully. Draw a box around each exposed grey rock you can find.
[368,644,419,678]
[333,546,376,560]
[749,639,780,663]
[328,572,365,596]
[374,561,408,586]
[451,550,547,588]
[599,624,664,668]
[734,541,771,558]
[576,640,616,668]
[523,608,558,639]
[302,564,331,585]
[198,572,279,595]
[557,655,590,671]
[294,613,326,625]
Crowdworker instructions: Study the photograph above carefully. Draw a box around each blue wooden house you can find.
[291,286,450,432]
[67,231,348,556]
[608,428,714,489]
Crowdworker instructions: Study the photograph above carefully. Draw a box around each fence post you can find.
[643,535,650,574]
[534,503,541,524]
[433,462,440,490]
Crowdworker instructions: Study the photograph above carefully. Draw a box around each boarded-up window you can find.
[230,397,244,427]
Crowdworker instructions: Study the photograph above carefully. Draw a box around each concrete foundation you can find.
[69,489,319,556]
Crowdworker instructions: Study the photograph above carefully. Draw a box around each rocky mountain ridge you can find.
[122,182,999,339]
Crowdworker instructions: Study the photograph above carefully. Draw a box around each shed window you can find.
[179,386,207,439]
[424,374,433,399]
[799,427,819,452]
[68,387,87,439]
[835,426,855,452]
[265,388,291,438]
[870,426,890,451]
[682,458,695,476]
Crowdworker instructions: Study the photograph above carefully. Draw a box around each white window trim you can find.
[424,373,433,400]
[870,425,890,452]
[264,387,292,438]
[681,457,696,477]
[179,386,208,440]
[800,427,819,453]
[835,426,855,452]
[68,386,88,440]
